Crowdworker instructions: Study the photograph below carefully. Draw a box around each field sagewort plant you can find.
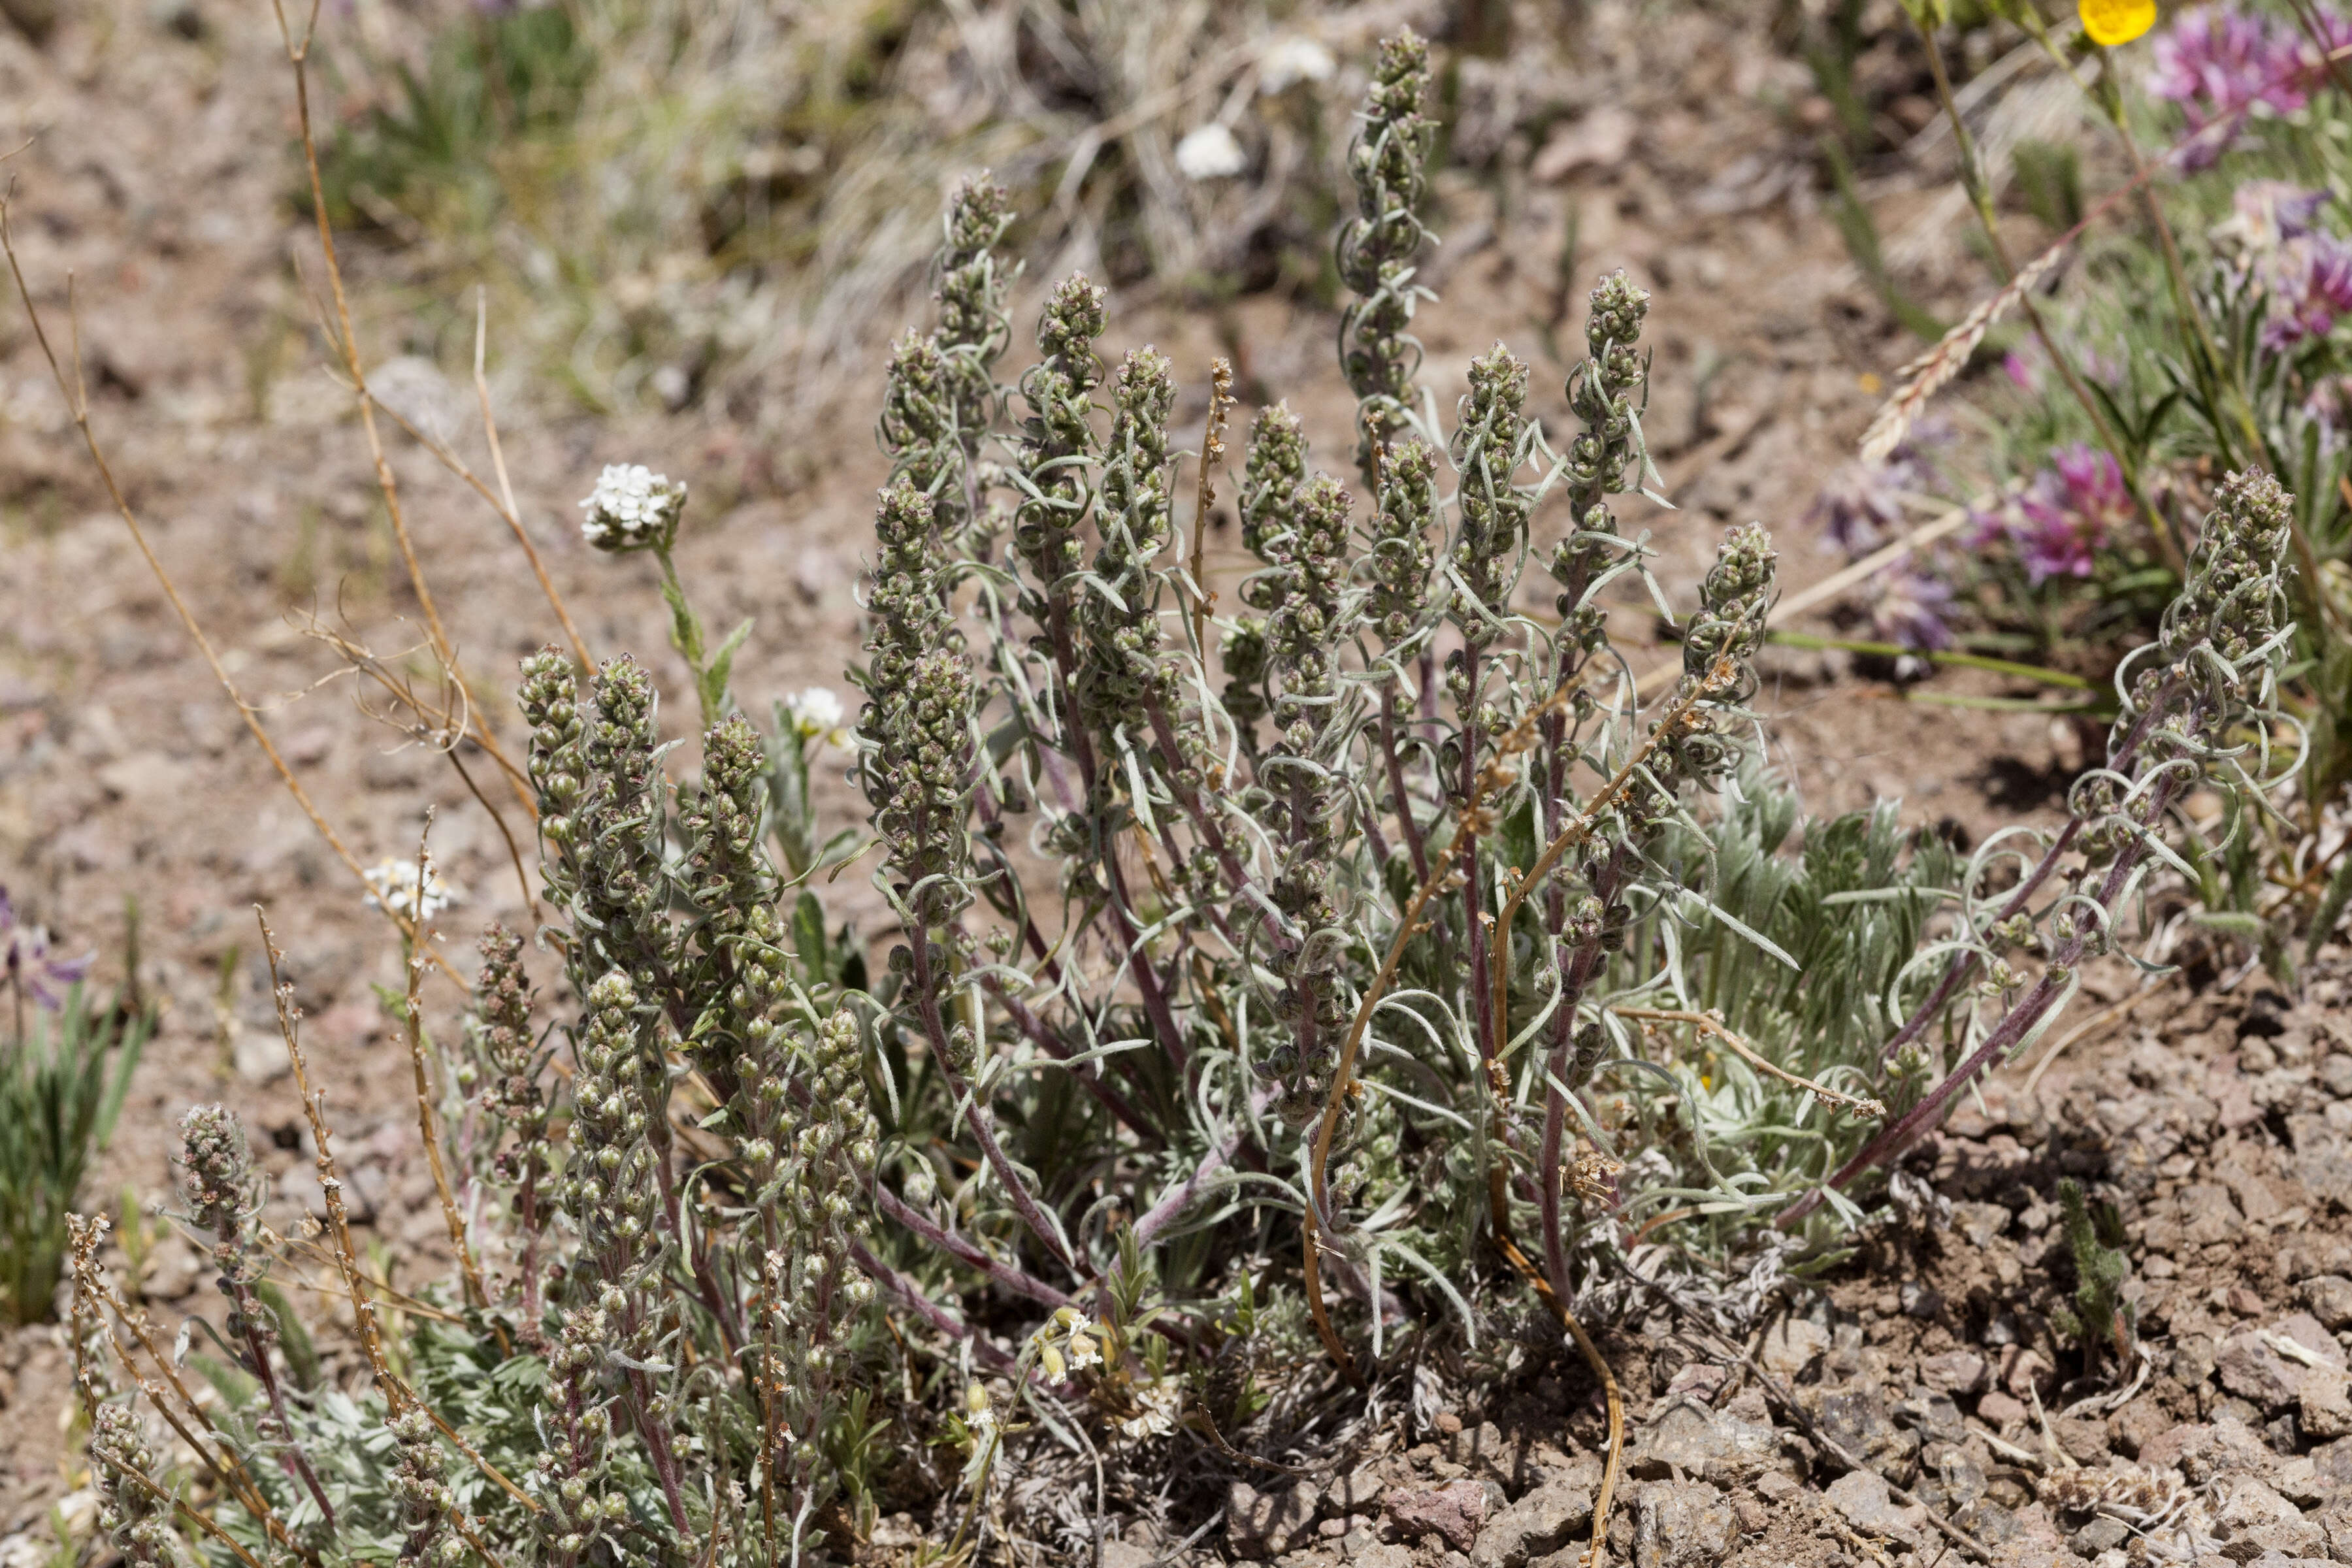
[66,26,2302,1568]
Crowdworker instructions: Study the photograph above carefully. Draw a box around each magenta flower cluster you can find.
[1976,444,2136,585]
[2149,4,2352,167]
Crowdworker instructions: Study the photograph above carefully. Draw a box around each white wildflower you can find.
[1116,1376,1181,1439]
[782,687,851,749]
[1175,123,1248,182]
[363,857,459,923]
[1258,35,1335,95]
[579,463,687,552]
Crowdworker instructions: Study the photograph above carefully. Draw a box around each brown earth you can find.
[0,0,2311,1563]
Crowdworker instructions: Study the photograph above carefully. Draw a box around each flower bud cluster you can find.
[882,178,1017,548]
[519,647,587,908]
[1365,436,1439,650]
[742,1007,880,1490]
[561,972,663,1265]
[1635,523,1777,827]
[177,1105,274,1350]
[858,480,979,932]
[2081,468,2295,859]
[876,182,1013,523]
[1337,26,1434,484]
[1561,271,1652,511]
[470,925,551,1272]
[577,657,676,988]
[1011,274,1108,601]
[1448,345,1535,628]
[682,716,772,957]
[2161,467,2293,670]
[933,174,1015,443]
[1077,346,1180,729]
[531,1304,625,1565]
[89,1402,175,1567]
[1238,402,1309,564]
[870,172,1006,552]
[387,1405,457,1567]
[1549,272,1653,653]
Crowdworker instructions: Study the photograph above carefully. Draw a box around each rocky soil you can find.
[0,0,2342,1565]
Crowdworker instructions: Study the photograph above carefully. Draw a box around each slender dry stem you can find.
[1301,676,1584,1383]
[399,825,494,1318]
[0,192,465,990]
[1188,357,1233,656]
[272,0,536,825]
[1612,1007,1886,1117]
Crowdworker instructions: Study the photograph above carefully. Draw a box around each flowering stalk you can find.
[469,924,551,1342]
[1532,524,1776,1302]
[739,1008,880,1556]
[860,477,1077,1273]
[1335,27,1435,489]
[1258,472,1361,1126]
[1365,436,1439,882]
[1786,468,2298,1226]
[178,1105,339,1531]
[883,174,1016,551]
[1225,404,1311,757]
[1076,347,1179,733]
[1537,272,1653,995]
[69,1218,180,1568]
[557,969,690,1535]
[1447,344,1537,1066]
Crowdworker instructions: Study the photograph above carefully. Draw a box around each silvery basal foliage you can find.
[67,27,2304,1568]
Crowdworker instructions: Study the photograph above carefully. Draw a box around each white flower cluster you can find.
[363,857,459,923]
[781,686,851,749]
[1028,1305,1103,1382]
[1175,123,1247,182]
[578,463,687,552]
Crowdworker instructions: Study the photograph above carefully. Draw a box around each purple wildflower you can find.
[2262,231,2352,347]
[1869,566,1955,652]
[1808,431,1942,557]
[2147,5,2345,166]
[2002,348,2041,391]
[0,887,93,1013]
[1978,444,2134,586]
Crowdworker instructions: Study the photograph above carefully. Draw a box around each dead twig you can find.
[0,191,466,990]
[1613,1007,1886,1118]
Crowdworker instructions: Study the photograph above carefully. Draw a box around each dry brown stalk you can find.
[261,909,542,1522]
[1301,674,1585,1384]
[295,615,540,915]
[476,288,593,668]
[399,823,495,1320]
[118,1463,273,1568]
[1481,1182,1624,1568]
[0,193,466,991]
[1484,661,1733,1050]
[1188,356,1233,655]
[272,0,536,828]
[69,1226,311,1562]
[1612,1007,1887,1118]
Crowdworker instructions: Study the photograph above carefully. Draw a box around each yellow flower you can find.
[2079,0,2155,47]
